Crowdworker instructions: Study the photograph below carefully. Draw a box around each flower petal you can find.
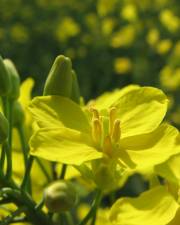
[155,149,180,186]
[119,124,179,170]
[168,208,180,225]
[113,87,168,138]
[89,85,140,111]
[30,127,102,165]
[110,186,179,225]
[29,95,90,133]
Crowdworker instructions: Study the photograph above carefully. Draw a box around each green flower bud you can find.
[44,180,77,212]
[0,55,11,96]
[43,55,73,97]
[0,112,9,143]
[70,70,80,104]
[4,59,20,100]
[13,101,25,127]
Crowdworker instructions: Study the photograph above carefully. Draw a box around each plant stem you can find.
[17,124,28,166]
[21,155,34,191]
[79,189,102,225]
[59,164,67,179]
[36,157,51,182]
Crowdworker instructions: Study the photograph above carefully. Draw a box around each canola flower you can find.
[29,84,179,183]
[109,145,180,225]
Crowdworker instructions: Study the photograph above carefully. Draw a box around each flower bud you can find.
[44,180,77,212]
[4,59,21,100]
[43,55,73,97]
[70,70,80,104]
[0,55,11,96]
[0,112,9,143]
[13,101,25,127]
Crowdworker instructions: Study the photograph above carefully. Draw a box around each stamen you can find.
[90,107,100,120]
[92,118,102,145]
[103,135,113,157]
[111,119,121,143]
[109,107,117,135]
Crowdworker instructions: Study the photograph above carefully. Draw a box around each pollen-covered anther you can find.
[103,135,113,157]
[111,119,121,143]
[109,107,117,134]
[92,118,102,146]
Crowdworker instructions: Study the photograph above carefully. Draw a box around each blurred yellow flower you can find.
[111,25,136,48]
[159,9,180,33]
[97,0,117,17]
[121,4,138,22]
[160,66,180,91]
[102,18,116,36]
[156,39,172,54]
[146,28,160,46]
[114,57,132,74]
[10,24,29,43]
[55,17,80,42]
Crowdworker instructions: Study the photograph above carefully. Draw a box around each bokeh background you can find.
[0,0,180,128]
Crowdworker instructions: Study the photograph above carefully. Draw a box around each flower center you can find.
[90,107,121,157]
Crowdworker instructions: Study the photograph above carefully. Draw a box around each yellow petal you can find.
[168,208,180,225]
[110,186,179,225]
[30,127,102,165]
[114,87,168,138]
[88,85,140,111]
[155,144,180,186]
[119,124,179,170]
[29,95,90,133]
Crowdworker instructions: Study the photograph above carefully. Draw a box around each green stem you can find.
[0,187,53,225]
[65,212,74,225]
[4,140,12,179]
[21,155,34,191]
[36,158,51,182]
[17,124,28,166]
[0,142,6,172]
[79,189,102,225]
[59,164,67,179]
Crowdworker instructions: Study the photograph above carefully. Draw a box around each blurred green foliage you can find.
[0,0,180,127]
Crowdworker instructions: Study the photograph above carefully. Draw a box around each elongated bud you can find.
[70,70,80,104]
[13,101,25,127]
[0,55,11,96]
[4,59,20,100]
[43,55,73,97]
[44,180,77,212]
[0,112,9,143]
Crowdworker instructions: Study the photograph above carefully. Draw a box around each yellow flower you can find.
[114,57,132,74]
[109,142,180,225]
[29,85,178,174]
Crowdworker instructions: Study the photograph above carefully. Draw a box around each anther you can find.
[103,135,113,157]
[92,118,102,145]
[90,107,100,120]
[111,119,121,143]
[109,107,117,134]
